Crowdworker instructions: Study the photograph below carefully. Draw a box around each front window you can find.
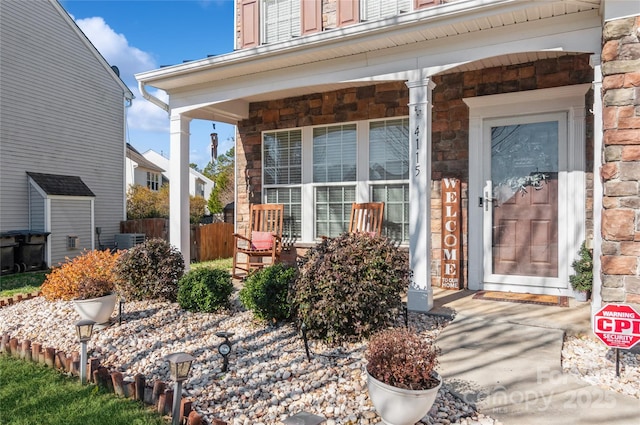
[262,117,409,244]
[147,172,160,191]
[263,0,301,44]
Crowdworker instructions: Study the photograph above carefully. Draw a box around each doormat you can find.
[472,291,569,307]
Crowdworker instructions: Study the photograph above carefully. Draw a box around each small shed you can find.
[27,172,96,266]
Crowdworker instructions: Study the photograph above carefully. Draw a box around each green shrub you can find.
[292,232,409,343]
[239,264,296,322]
[177,268,233,312]
[570,241,593,292]
[114,238,184,301]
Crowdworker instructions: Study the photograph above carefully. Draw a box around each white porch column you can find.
[590,54,603,317]
[169,113,191,268]
[406,77,436,312]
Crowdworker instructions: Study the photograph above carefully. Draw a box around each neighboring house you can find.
[125,144,167,191]
[136,0,640,314]
[0,0,133,267]
[142,149,214,204]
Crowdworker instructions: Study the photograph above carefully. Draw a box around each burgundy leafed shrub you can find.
[365,327,439,390]
[292,232,409,343]
[114,238,184,302]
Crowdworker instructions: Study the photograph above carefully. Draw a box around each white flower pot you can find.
[73,293,117,327]
[366,369,442,425]
[573,290,590,302]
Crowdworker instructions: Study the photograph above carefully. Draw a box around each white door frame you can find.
[465,84,590,296]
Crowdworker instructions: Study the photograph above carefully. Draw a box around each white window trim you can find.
[465,84,590,295]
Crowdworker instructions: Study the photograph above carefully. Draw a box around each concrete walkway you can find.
[430,289,640,425]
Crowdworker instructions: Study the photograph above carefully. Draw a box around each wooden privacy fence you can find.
[193,222,234,261]
[120,218,167,240]
[120,219,233,262]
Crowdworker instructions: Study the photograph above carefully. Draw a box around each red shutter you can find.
[337,0,359,27]
[414,0,441,10]
[301,0,322,35]
[240,0,259,49]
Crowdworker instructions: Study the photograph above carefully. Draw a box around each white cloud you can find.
[74,17,156,85]
[128,87,169,132]
[73,16,168,133]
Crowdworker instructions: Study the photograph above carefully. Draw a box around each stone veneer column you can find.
[600,15,640,305]
[406,77,435,312]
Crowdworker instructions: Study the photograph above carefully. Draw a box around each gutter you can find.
[139,81,169,113]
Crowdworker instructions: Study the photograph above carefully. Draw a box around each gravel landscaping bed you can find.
[0,297,498,425]
[3,297,638,424]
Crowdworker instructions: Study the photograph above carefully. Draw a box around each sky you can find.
[59,0,237,170]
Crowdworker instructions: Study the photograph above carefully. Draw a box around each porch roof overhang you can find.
[135,0,602,123]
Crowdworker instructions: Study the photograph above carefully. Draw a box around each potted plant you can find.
[41,249,121,326]
[570,242,593,302]
[365,327,441,425]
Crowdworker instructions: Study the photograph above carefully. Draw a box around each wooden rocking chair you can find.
[348,202,385,236]
[232,203,284,279]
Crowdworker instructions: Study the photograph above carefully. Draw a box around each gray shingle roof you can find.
[27,172,95,197]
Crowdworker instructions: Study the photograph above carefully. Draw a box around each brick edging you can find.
[0,291,41,308]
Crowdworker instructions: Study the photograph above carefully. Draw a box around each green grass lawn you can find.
[0,355,167,425]
[0,271,47,298]
[191,257,233,271]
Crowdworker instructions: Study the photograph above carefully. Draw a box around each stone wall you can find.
[236,54,593,288]
[600,16,640,305]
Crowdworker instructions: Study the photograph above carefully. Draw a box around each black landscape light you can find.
[75,319,95,385]
[165,352,195,425]
[216,331,234,372]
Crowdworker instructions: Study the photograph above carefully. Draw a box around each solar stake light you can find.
[215,331,234,372]
[165,352,195,425]
[301,322,311,362]
[75,319,95,385]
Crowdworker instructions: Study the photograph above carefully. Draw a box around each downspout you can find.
[138,81,169,113]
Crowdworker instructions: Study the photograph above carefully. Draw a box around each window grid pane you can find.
[371,184,409,243]
[264,130,302,185]
[369,118,409,181]
[313,124,357,183]
[265,187,301,240]
[315,186,356,238]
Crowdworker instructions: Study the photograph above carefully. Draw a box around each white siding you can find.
[50,199,92,266]
[0,0,127,259]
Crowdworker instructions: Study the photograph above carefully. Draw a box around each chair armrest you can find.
[233,233,251,243]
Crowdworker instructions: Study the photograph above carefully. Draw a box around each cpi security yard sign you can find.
[593,304,640,350]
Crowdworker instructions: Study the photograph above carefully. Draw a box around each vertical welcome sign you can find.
[441,178,461,290]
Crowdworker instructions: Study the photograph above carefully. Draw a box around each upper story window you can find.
[195,179,205,197]
[147,172,160,191]
[362,0,412,21]
[263,0,301,44]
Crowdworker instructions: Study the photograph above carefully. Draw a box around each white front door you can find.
[465,85,589,296]
[482,114,565,289]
